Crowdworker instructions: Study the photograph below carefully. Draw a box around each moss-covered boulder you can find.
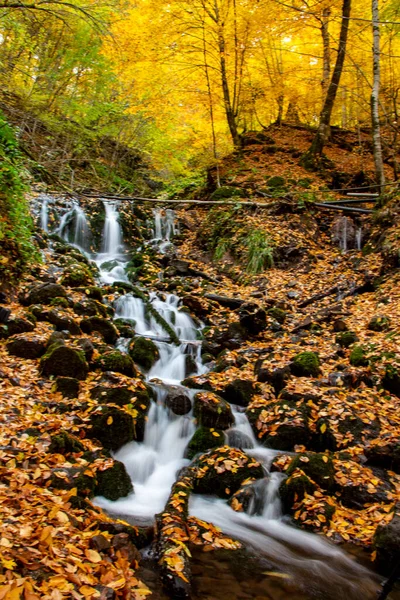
[93,351,137,377]
[365,440,400,474]
[267,307,287,324]
[50,466,97,497]
[186,427,225,460]
[49,431,85,455]
[6,317,35,337]
[21,283,67,306]
[165,389,192,415]
[381,365,400,397]
[193,391,234,430]
[373,514,400,575]
[47,310,81,335]
[222,379,258,407]
[349,345,369,367]
[61,265,95,288]
[80,316,119,344]
[128,337,159,370]
[73,299,106,318]
[40,343,89,380]
[290,352,320,377]
[88,405,135,451]
[279,470,318,513]
[210,186,243,200]
[285,453,335,491]
[114,318,136,338]
[83,286,104,302]
[267,175,286,189]
[335,331,358,348]
[50,297,70,308]
[94,460,133,501]
[368,315,391,332]
[238,302,267,335]
[54,376,80,399]
[6,334,47,359]
[193,446,264,498]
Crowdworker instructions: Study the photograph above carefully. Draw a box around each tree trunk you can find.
[321,7,331,95]
[371,0,385,190]
[302,0,351,163]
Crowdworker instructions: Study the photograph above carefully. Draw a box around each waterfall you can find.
[152,208,178,253]
[356,227,363,250]
[58,201,91,253]
[101,201,123,255]
[40,198,49,233]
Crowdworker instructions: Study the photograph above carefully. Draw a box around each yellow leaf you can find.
[79,585,100,597]
[56,511,69,524]
[320,423,327,433]
[322,456,328,463]
[107,416,113,425]
[212,432,220,437]
[85,549,102,563]
[263,571,291,579]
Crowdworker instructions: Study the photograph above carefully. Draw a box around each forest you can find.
[0,0,400,599]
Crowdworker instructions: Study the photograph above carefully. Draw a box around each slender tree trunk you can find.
[302,0,351,163]
[202,11,220,187]
[321,7,331,95]
[371,0,385,189]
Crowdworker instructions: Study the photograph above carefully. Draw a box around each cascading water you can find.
[40,197,49,233]
[58,201,91,252]
[152,208,178,253]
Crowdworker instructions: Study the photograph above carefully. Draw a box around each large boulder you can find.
[193,446,264,498]
[95,460,133,501]
[49,431,85,455]
[88,405,136,451]
[128,337,159,370]
[373,514,400,575]
[54,376,80,399]
[21,283,67,306]
[290,352,321,377]
[80,317,119,344]
[47,310,81,335]
[40,343,89,380]
[165,389,192,416]
[238,302,267,335]
[193,391,234,430]
[93,351,137,377]
[6,317,35,337]
[61,265,95,288]
[222,379,258,407]
[6,334,47,359]
[285,452,335,491]
[186,427,225,460]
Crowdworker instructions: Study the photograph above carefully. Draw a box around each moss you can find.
[40,344,88,380]
[50,297,69,308]
[94,351,137,377]
[94,460,133,501]
[51,467,97,497]
[267,307,286,323]
[54,376,80,399]
[210,186,243,200]
[279,472,318,513]
[80,316,119,344]
[114,318,136,338]
[335,331,358,348]
[291,352,320,377]
[193,391,234,430]
[381,364,400,397]
[88,405,135,451]
[285,453,335,491]
[84,286,104,301]
[61,265,94,288]
[186,427,225,460]
[222,379,257,407]
[267,176,286,189]
[49,432,85,455]
[349,345,369,367]
[129,337,159,370]
[368,316,391,332]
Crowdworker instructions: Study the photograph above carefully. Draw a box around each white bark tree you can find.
[371,0,385,190]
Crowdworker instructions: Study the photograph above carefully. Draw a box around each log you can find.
[298,285,339,308]
[204,293,245,309]
[314,202,373,214]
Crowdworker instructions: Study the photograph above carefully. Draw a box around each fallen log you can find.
[204,293,244,309]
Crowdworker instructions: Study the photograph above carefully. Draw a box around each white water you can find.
[40,197,49,232]
[58,201,92,252]
[152,208,178,253]
[356,227,363,251]
[79,201,379,598]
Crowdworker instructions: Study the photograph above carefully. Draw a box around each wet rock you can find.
[193,446,264,498]
[91,382,140,406]
[166,389,192,416]
[203,322,247,355]
[185,354,197,377]
[279,471,318,513]
[222,379,258,407]
[128,337,159,370]
[49,431,85,454]
[256,364,291,393]
[228,478,268,515]
[335,331,358,348]
[88,405,136,451]
[290,352,320,377]
[238,302,267,335]
[40,343,89,380]
[21,283,67,306]
[226,429,254,450]
[61,265,95,288]
[111,533,140,565]
[80,316,119,344]
[6,317,35,337]
[75,338,94,362]
[83,286,104,302]
[373,514,400,575]
[93,351,137,377]
[365,441,400,474]
[381,365,400,397]
[6,334,47,359]
[95,460,133,501]
[73,299,107,318]
[193,391,234,430]
[47,310,81,335]
[183,295,210,316]
[336,463,393,509]
[368,315,391,332]
[186,427,225,460]
[285,453,335,491]
[113,318,136,338]
[54,376,80,399]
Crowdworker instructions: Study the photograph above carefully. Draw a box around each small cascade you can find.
[40,197,49,233]
[101,201,123,255]
[356,227,363,250]
[152,208,178,253]
[58,201,91,253]
[95,200,129,284]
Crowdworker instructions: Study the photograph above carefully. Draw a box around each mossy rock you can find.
[47,310,81,335]
[290,352,320,377]
[193,446,264,498]
[40,344,89,380]
[373,515,400,575]
[335,331,358,348]
[279,471,318,513]
[186,427,225,460]
[84,286,104,302]
[80,316,119,344]
[6,334,47,359]
[94,351,137,377]
[285,453,335,491]
[61,266,95,288]
[94,460,133,501]
[128,337,159,370]
[54,376,80,399]
[193,391,234,430]
[49,297,69,309]
[49,431,85,455]
[267,307,286,324]
[6,317,35,337]
[267,176,286,189]
[88,405,135,451]
[238,302,267,335]
[222,379,258,407]
[114,318,136,338]
[368,315,391,332]
[210,186,243,200]
[165,389,192,415]
[73,299,106,318]
[22,283,67,306]
[50,466,97,497]
[349,345,369,367]
[381,365,400,397]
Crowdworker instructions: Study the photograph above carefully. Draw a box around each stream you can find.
[36,195,389,600]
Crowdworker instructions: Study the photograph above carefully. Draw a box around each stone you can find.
[6,334,47,359]
[49,431,85,454]
[93,351,137,377]
[21,283,67,306]
[166,389,192,416]
[279,471,317,514]
[335,331,358,348]
[88,405,135,451]
[75,338,94,362]
[238,302,267,335]
[6,317,35,337]
[368,315,391,332]
[95,460,133,501]
[54,376,80,399]
[186,427,225,460]
[373,514,400,575]
[285,452,335,491]
[256,364,291,393]
[47,310,81,335]
[111,533,140,565]
[349,345,369,367]
[128,337,159,370]
[290,352,320,377]
[222,379,258,407]
[40,344,89,380]
[193,392,234,430]
[61,265,95,288]
[80,317,119,344]
[365,441,400,474]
